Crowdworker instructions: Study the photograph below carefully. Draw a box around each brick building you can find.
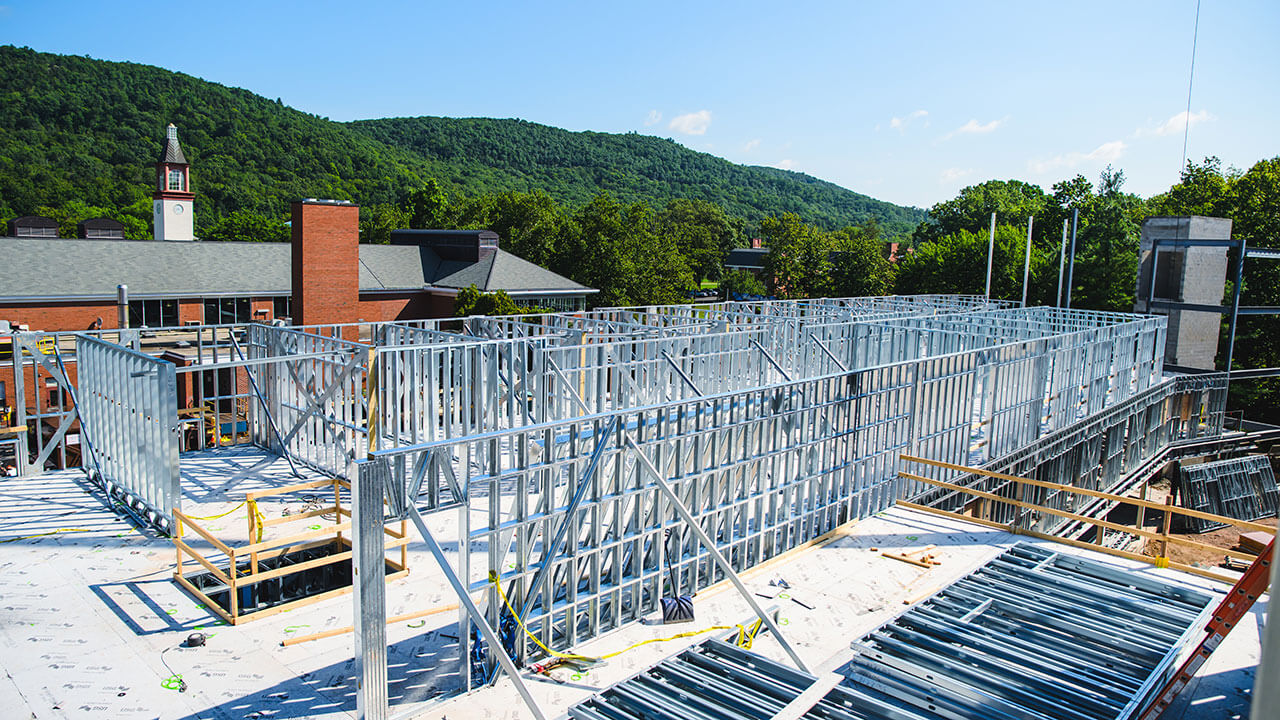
[0,126,595,335]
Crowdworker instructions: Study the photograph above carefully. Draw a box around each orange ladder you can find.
[1138,537,1274,719]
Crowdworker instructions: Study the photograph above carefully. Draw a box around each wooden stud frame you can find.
[899,453,1275,584]
[172,476,409,625]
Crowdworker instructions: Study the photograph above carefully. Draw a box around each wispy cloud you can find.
[743,138,761,152]
[888,109,928,132]
[669,110,712,136]
[1137,110,1212,137]
[644,110,662,127]
[942,117,1006,140]
[1030,140,1127,174]
[940,168,973,183]
[772,159,796,170]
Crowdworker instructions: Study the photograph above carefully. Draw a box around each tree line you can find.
[0,45,923,240]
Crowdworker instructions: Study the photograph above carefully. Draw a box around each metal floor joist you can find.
[569,543,1217,720]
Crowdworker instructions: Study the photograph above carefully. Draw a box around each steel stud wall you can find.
[75,334,181,530]
[8,296,1235,715]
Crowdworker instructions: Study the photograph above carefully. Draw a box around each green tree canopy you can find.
[761,213,834,299]
[914,179,1049,243]
[200,209,289,243]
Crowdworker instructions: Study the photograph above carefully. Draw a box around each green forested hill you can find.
[0,45,923,234]
[348,117,923,232]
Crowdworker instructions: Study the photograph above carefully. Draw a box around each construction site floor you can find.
[0,449,1266,719]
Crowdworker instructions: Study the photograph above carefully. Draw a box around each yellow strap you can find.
[182,499,263,541]
[0,528,93,544]
[489,571,595,661]
[487,572,761,663]
[249,499,265,542]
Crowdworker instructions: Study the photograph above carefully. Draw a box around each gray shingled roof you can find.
[159,138,188,165]
[0,237,593,299]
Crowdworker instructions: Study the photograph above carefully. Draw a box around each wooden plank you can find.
[281,602,460,646]
[172,508,236,557]
[173,538,234,586]
[258,505,338,528]
[240,549,353,586]
[900,472,1263,563]
[245,477,337,501]
[172,573,236,625]
[898,501,1239,585]
[249,537,337,563]
[900,454,1277,533]
[235,568,409,624]
[240,520,352,554]
[1240,531,1272,554]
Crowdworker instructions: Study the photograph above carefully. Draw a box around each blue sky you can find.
[2,1,1276,208]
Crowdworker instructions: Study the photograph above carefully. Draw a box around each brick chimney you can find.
[291,199,359,332]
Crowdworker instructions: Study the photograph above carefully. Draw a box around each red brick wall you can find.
[0,301,119,332]
[251,298,274,323]
[178,300,203,325]
[0,353,79,417]
[430,293,457,317]
[292,200,359,335]
[357,292,442,322]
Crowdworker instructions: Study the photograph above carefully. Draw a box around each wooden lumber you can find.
[280,602,460,646]
[1239,531,1274,555]
[881,551,936,568]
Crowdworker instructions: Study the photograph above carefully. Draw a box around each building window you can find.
[128,299,178,328]
[16,225,57,238]
[203,297,254,325]
[273,296,292,320]
[168,169,185,191]
[516,295,583,312]
[84,227,124,239]
[1153,251,1184,302]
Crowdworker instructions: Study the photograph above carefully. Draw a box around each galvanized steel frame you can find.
[347,297,1218,718]
[3,296,1236,719]
[75,334,181,530]
[567,543,1216,720]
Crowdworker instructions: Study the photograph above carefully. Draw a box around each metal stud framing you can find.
[3,296,1235,719]
[568,543,1217,720]
[75,334,181,530]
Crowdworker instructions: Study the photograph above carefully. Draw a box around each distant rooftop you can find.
[0,236,595,300]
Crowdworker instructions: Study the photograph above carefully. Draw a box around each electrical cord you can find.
[159,633,207,693]
[159,646,188,693]
[487,571,764,665]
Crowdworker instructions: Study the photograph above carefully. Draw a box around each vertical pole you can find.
[1065,209,1079,309]
[984,212,996,299]
[1020,216,1034,307]
[354,465,389,720]
[1224,237,1246,375]
[1250,530,1280,720]
[117,284,129,329]
[1056,218,1069,307]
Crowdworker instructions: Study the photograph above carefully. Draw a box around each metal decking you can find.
[569,543,1216,720]
[1176,455,1280,533]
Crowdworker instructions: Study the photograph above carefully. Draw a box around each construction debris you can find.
[880,545,943,568]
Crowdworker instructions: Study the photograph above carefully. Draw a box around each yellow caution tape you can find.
[487,572,763,663]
